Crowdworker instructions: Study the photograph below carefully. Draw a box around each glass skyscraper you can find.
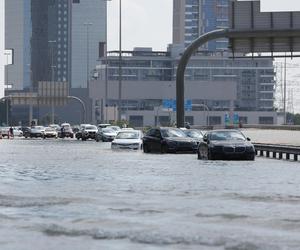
[5,0,106,90]
[173,0,229,50]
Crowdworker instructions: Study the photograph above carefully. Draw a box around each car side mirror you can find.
[247,137,251,141]
[203,137,208,142]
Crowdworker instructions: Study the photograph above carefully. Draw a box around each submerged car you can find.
[197,129,255,161]
[111,130,143,150]
[96,127,118,142]
[30,126,45,138]
[81,125,98,140]
[58,123,74,138]
[43,127,58,139]
[142,127,198,153]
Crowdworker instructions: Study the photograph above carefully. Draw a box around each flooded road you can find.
[1,138,300,250]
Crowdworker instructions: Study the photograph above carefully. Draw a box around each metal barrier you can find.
[254,143,300,162]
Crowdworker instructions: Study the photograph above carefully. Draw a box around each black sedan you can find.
[143,127,198,153]
[197,130,255,161]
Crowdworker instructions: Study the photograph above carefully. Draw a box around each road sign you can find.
[163,99,192,112]
[229,0,300,54]
[260,0,300,12]
[38,81,69,106]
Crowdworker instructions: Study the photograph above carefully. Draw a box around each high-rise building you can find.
[5,0,107,90]
[31,0,72,88]
[173,0,229,50]
[71,0,106,88]
[5,0,31,91]
[0,0,4,98]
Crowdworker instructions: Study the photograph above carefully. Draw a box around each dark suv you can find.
[143,127,198,154]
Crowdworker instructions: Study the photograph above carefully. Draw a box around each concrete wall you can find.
[0,0,4,98]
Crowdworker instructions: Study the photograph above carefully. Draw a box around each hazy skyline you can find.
[107,0,173,51]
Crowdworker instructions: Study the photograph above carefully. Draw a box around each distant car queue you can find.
[0,123,255,161]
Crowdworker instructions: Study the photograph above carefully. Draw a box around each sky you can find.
[107,0,173,51]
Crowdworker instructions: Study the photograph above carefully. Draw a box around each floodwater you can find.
[1,138,300,250]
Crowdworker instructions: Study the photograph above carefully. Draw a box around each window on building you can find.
[129,116,143,127]
[259,117,274,125]
[209,116,221,126]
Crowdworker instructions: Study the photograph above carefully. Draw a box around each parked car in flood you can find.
[0,127,9,138]
[58,123,74,138]
[142,127,198,154]
[75,124,90,140]
[81,125,98,141]
[96,127,118,142]
[197,129,255,161]
[29,126,45,138]
[43,127,58,139]
[111,130,143,150]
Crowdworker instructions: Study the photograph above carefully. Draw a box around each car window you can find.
[146,129,156,137]
[161,128,186,138]
[210,131,246,141]
[102,128,115,133]
[184,130,203,138]
[85,126,97,130]
[116,131,139,139]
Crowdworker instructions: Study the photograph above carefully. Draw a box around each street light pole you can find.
[118,0,122,121]
[84,22,92,123]
[48,40,56,124]
[4,51,10,126]
[104,0,111,123]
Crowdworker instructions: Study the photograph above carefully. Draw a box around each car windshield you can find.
[161,128,186,138]
[86,126,97,130]
[34,126,44,130]
[210,131,246,141]
[184,130,203,139]
[108,126,120,131]
[102,128,115,133]
[45,127,55,131]
[116,131,139,139]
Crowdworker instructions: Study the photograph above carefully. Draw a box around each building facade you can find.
[0,0,4,98]
[89,48,276,127]
[5,0,106,90]
[4,0,107,125]
[173,0,229,50]
[71,0,106,88]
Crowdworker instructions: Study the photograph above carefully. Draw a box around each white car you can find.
[12,127,23,137]
[30,126,45,138]
[43,127,58,139]
[111,130,143,150]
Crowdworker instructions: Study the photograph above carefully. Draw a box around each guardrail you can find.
[254,143,300,161]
